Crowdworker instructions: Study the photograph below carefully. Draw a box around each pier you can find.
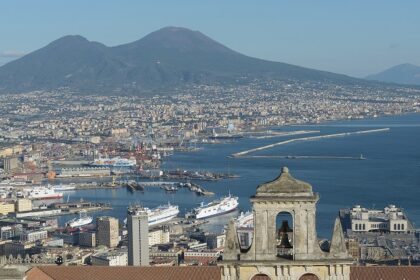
[249,130,320,139]
[231,128,390,157]
[239,155,366,160]
[124,181,214,196]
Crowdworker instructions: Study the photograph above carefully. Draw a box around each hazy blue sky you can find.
[1,0,419,77]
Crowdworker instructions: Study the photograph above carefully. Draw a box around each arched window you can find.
[398,224,401,230]
[402,224,404,230]
[276,212,293,259]
[394,224,397,230]
[363,224,366,230]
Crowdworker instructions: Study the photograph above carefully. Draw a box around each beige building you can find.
[148,229,170,246]
[0,145,23,158]
[3,156,20,173]
[221,167,353,280]
[0,202,15,215]
[15,199,32,212]
[96,216,119,248]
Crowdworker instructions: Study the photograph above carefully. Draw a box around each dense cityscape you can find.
[0,79,420,279]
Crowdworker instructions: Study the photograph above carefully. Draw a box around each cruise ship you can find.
[124,203,179,226]
[147,203,179,226]
[66,211,93,228]
[90,156,136,167]
[25,187,63,200]
[193,194,239,219]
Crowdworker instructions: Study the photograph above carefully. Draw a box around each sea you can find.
[53,113,420,238]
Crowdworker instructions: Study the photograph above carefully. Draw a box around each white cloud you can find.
[0,50,27,58]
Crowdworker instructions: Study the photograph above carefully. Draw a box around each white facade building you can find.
[350,204,410,233]
[91,250,128,266]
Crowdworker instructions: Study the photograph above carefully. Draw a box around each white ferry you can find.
[193,194,239,219]
[147,203,179,226]
[90,156,136,167]
[66,211,93,228]
[25,187,63,200]
[50,183,76,191]
[124,203,179,226]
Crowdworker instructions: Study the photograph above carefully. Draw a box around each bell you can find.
[277,220,293,249]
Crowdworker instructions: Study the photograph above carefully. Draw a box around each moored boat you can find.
[193,194,239,219]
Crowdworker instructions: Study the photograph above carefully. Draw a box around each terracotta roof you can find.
[26,266,221,280]
[25,265,420,280]
[350,266,420,280]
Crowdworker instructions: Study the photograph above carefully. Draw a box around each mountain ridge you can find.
[0,26,378,95]
[366,63,420,86]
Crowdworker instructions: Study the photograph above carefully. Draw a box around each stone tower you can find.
[221,167,353,280]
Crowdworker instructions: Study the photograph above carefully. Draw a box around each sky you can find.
[1,0,419,77]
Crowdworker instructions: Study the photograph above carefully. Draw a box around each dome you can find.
[256,167,313,195]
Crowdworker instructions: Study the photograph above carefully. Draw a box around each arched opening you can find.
[276,211,293,259]
[299,273,320,280]
[251,274,271,280]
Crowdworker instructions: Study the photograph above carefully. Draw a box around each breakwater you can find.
[240,155,366,160]
[231,128,390,157]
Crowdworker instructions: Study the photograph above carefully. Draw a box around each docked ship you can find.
[147,203,180,226]
[90,156,137,167]
[124,203,179,226]
[50,183,76,191]
[25,187,63,200]
[66,211,93,228]
[193,194,239,219]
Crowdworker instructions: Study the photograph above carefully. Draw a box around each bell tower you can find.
[221,167,353,280]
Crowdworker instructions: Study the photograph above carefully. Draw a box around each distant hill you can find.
[366,63,420,85]
[0,26,370,95]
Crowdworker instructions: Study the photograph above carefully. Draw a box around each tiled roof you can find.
[350,266,420,280]
[26,266,221,280]
[25,265,420,280]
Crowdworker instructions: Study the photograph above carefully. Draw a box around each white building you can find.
[350,204,410,233]
[91,250,128,266]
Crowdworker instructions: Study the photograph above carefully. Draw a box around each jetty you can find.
[249,130,319,139]
[240,155,366,160]
[231,128,390,157]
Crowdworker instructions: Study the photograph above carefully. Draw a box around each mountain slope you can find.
[0,26,365,94]
[366,63,420,85]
